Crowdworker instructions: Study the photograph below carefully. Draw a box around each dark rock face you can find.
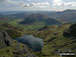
[38,25,48,31]
[69,23,76,36]
[16,35,44,52]
[0,31,13,48]
[63,31,71,37]
[63,23,76,38]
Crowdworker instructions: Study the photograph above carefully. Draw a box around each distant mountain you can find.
[49,9,76,23]
[19,14,61,25]
[1,9,76,23]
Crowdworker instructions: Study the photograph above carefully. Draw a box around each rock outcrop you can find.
[0,31,13,48]
[0,31,37,57]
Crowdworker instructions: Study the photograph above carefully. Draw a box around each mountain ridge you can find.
[19,14,61,25]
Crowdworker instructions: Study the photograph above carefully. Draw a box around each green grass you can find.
[0,40,28,57]
[9,18,45,31]
[25,24,76,57]
[0,21,75,57]
[24,22,45,30]
[9,19,24,26]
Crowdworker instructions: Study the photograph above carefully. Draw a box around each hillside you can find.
[25,23,76,57]
[0,22,76,57]
[0,23,38,57]
[19,14,61,25]
[0,10,76,57]
[0,31,36,57]
[49,9,76,23]
[1,9,76,23]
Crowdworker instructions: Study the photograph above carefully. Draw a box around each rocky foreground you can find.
[0,31,37,57]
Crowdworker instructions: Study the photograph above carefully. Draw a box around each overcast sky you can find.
[0,0,76,11]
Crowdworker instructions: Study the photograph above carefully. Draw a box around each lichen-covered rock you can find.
[0,31,13,48]
[16,35,44,52]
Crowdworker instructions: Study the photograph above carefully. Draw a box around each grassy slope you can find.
[0,23,32,57]
[0,19,76,57]
[8,19,24,26]
[0,40,30,57]
[9,19,45,30]
[26,24,76,57]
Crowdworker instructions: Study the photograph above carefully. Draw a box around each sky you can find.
[0,0,76,11]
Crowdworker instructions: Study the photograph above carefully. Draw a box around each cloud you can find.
[0,0,50,8]
[64,2,76,7]
[27,0,31,2]
[53,0,62,3]
[0,0,13,4]
[0,0,7,2]
[0,0,21,7]
[0,0,12,6]
[19,2,50,8]
[0,0,12,3]
[53,2,76,7]
[52,0,76,7]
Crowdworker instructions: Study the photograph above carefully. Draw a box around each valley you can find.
[0,10,76,57]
